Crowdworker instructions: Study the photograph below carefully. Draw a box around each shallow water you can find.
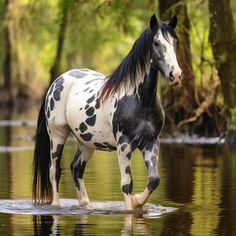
[0,107,236,235]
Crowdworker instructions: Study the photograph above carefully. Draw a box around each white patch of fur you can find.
[158,30,182,76]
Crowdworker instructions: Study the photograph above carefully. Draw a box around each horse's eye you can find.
[154,41,160,47]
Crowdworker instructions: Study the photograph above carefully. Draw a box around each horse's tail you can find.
[32,99,52,203]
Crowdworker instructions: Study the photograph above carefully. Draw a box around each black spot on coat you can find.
[103,142,116,150]
[147,176,160,193]
[69,69,87,78]
[94,142,107,149]
[85,78,100,85]
[85,115,96,126]
[125,166,131,174]
[52,144,64,159]
[70,149,87,190]
[95,99,100,109]
[47,109,50,119]
[79,122,88,133]
[86,107,95,116]
[121,144,127,152]
[80,133,93,141]
[53,76,64,101]
[122,180,133,195]
[50,98,55,111]
[87,95,96,103]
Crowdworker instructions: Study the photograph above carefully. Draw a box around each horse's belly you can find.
[68,111,116,150]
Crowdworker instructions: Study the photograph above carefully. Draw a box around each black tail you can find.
[32,100,52,203]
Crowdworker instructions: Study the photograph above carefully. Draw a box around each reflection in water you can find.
[191,149,223,236]
[33,215,57,235]
[122,215,150,236]
[216,149,236,236]
[33,214,151,236]
[159,145,235,236]
[1,107,236,236]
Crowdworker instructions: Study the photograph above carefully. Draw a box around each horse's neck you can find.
[136,67,158,107]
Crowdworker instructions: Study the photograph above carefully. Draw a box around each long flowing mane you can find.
[100,28,154,100]
[100,22,178,100]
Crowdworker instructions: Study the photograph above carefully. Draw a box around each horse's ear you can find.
[150,14,158,30]
[169,15,177,29]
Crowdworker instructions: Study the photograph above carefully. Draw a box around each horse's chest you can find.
[112,95,164,145]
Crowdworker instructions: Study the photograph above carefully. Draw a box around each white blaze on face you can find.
[158,30,182,78]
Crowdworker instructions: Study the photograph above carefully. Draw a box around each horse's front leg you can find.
[117,137,133,210]
[131,140,160,209]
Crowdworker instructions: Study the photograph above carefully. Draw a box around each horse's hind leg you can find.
[49,125,70,206]
[117,136,133,210]
[70,143,94,206]
[131,140,160,209]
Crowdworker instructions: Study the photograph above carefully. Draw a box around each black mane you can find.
[100,22,177,100]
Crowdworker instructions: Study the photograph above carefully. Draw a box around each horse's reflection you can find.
[33,213,149,235]
[33,215,59,235]
[122,215,149,236]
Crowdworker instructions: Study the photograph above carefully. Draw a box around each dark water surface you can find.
[0,107,236,235]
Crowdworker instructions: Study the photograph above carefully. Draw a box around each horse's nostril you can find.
[169,71,174,81]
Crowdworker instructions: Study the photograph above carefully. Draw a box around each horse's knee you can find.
[148,175,160,193]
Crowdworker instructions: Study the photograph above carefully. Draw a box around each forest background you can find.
[0,0,236,142]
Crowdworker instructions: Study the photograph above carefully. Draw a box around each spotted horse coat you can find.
[32,14,182,210]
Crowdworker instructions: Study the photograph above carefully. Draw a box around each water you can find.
[0,106,236,235]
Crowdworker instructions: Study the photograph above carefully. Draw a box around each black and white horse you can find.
[32,14,182,210]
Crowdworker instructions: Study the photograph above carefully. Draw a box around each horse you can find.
[32,14,182,210]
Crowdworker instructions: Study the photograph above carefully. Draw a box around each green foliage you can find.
[188,1,214,86]
[229,108,236,131]
[231,0,236,20]
[0,0,235,99]
[0,0,156,92]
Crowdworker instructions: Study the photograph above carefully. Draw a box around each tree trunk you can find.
[159,0,197,133]
[50,0,70,83]
[2,0,13,104]
[209,0,236,143]
[209,0,236,109]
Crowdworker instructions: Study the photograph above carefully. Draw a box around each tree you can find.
[209,0,236,142]
[209,0,236,109]
[50,0,71,83]
[2,0,13,104]
[158,0,197,134]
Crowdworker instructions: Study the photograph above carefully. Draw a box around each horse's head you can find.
[150,14,182,87]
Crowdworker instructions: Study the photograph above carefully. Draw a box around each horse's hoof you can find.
[131,194,143,209]
[79,199,90,207]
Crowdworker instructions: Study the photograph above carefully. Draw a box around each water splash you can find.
[0,199,176,218]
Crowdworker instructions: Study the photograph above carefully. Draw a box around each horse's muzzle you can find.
[168,70,183,88]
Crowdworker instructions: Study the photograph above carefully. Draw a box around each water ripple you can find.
[0,199,176,218]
